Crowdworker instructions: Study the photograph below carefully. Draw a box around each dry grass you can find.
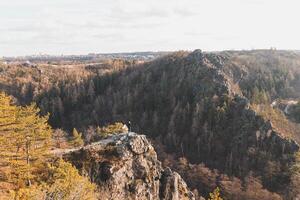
[252,104,300,142]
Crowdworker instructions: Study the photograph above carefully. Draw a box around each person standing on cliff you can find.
[128,121,131,132]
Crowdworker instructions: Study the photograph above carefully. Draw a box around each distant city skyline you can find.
[0,0,299,56]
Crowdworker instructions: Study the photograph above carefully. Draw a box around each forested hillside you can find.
[1,50,300,199]
[222,50,300,102]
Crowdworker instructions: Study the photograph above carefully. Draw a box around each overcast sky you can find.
[0,0,299,56]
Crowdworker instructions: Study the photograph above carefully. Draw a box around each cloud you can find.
[1,0,300,56]
[91,33,124,41]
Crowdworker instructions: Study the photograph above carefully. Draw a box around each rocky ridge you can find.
[63,132,197,200]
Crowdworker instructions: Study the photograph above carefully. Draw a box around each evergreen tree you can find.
[0,92,18,145]
[251,86,260,104]
[44,159,98,200]
[70,128,84,147]
[208,187,223,200]
[0,93,99,199]
[87,80,95,102]
[0,92,19,184]
[0,93,52,199]
[9,159,98,200]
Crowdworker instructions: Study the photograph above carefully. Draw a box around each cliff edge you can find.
[63,132,196,200]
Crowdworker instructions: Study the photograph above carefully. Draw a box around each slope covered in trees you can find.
[1,50,300,199]
[221,50,300,101]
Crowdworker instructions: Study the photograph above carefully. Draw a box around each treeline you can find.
[0,58,134,106]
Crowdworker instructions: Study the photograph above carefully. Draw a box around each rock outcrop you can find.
[63,132,195,200]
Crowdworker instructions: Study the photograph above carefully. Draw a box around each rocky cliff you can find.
[63,132,197,200]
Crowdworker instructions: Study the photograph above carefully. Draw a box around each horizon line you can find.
[1,48,300,58]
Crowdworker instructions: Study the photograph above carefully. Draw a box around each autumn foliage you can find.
[0,92,98,199]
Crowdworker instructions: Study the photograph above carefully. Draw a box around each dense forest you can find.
[1,50,300,199]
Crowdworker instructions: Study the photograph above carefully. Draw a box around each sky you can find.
[0,0,299,56]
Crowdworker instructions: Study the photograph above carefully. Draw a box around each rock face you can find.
[63,133,195,200]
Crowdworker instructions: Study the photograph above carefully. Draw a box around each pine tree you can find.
[87,80,95,102]
[9,159,99,200]
[0,93,52,198]
[52,129,68,148]
[0,93,19,184]
[70,128,84,147]
[0,93,98,199]
[208,187,223,200]
[45,159,98,200]
[0,92,17,145]
[251,86,260,104]
[10,104,51,189]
